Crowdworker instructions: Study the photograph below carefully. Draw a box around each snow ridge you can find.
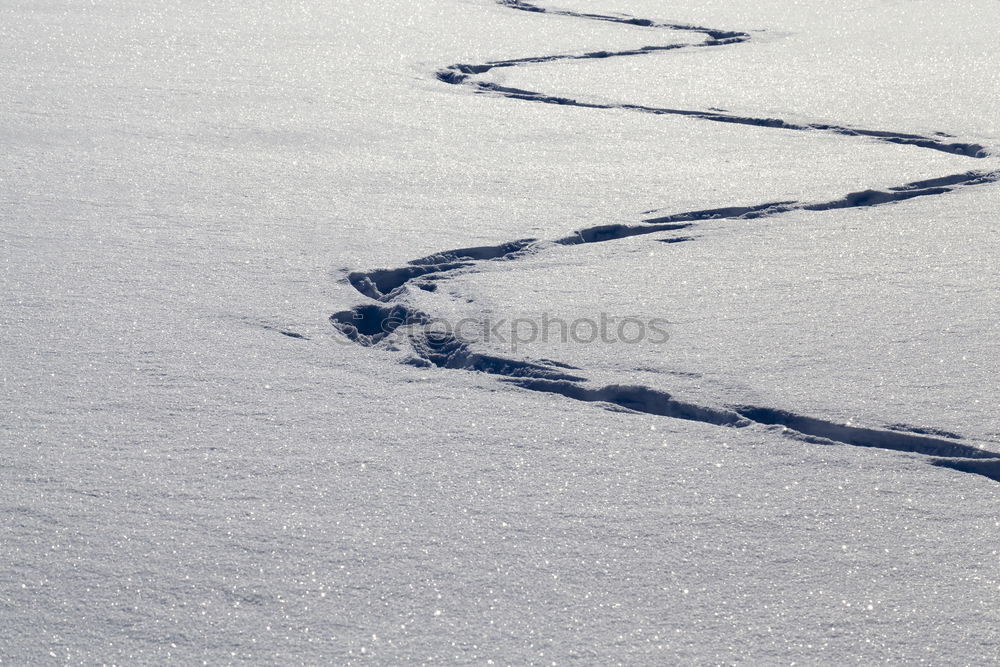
[331,0,1000,483]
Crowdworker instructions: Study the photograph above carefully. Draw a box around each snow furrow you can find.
[451,76,990,157]
[344,169,997,299]
[730,406,998,460]
[502,380,1000,480]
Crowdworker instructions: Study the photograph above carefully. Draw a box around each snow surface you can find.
[3,0,999,663]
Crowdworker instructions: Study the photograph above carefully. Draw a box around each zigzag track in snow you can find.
[331,0,1000,482]
[443,0,988,158]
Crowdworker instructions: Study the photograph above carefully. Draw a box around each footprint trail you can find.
[331,0,1000,483]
